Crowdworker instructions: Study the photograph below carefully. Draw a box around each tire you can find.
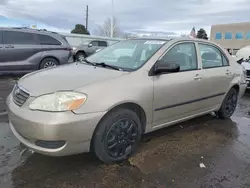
[216,88,238,119]
[92,108,142,164]
[40,58,59,69]
[75,52,86,61]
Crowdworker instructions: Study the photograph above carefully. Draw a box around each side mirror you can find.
[88,43,93,47]
[154,60,180,74]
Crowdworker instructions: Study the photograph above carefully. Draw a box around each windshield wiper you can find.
[95,62,122,71]
[79,59,96,66]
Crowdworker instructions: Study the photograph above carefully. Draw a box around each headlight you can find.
[72,47,77,50]
[29,92,87,112]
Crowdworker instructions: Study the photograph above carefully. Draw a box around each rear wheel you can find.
[76,52,86,61]
[216,88,238,119]
[40,58,59,69]
[92,108,142,164]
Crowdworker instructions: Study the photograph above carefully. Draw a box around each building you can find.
[210,22,250,55]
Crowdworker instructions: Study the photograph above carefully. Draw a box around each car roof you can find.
[0,27,59,35]
[130,37,221,47]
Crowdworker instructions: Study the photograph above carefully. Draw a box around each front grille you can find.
[12,85,30,107]
[247,70,250,78]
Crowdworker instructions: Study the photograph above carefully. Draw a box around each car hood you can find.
[18,63,128,96]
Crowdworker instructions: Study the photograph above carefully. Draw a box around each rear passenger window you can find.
[4,31,36,45]
[37,34,61,45]
[98,41,107,47]
[161,42,198,71]
[198,44,228,68]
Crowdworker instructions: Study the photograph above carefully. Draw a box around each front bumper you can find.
[6,94,106,156]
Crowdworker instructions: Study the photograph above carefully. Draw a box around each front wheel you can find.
[92,108,142,164]
[75,52,86,61]
[215,88,238,119]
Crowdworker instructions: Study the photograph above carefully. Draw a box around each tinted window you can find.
[37,34,61,45]
[199,44,227,68]
[235,32,243,39]
[98,41,107,47]
[0,31,3,44]
[215,32,222,40]
[225,32,232,39]
[4,31,36,45]
[90,41,98,46]
[161,43,197,71]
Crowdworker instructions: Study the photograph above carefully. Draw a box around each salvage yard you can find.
[0,77,250,188]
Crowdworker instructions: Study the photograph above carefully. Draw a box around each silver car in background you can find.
[7,37,247,163]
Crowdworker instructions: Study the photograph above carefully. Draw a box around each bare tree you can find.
[97,17,122,37]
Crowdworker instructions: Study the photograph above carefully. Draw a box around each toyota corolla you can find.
[6,37,247,163]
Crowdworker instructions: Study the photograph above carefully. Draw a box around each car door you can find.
[1,30,40,71]
[152,42,204,128]
[87,40,99,55]
[196,43,234,111]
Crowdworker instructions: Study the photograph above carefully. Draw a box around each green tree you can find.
[196,28,208,40]
[71,24,90,35]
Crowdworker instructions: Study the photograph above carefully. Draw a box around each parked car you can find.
[0,27,73,74]
[7,37,247,164]
[72,40,109,61]
[241,60,250,89]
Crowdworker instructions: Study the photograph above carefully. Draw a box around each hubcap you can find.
[105,118,138,158]
[224,92,237,116]
[44,61,57,68]
[78,55,85,61]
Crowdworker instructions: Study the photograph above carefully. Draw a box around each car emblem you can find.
[15,87,20,95]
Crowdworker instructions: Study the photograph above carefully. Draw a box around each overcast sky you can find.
[1,0,250,36]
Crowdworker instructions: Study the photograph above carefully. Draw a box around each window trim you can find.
[198,42,230,69]
[36,34,62,45]
[3,30,36,45]
[149,41,199,76]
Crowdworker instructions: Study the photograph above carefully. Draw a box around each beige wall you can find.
[210,22,250,53]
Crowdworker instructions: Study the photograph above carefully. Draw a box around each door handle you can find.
[5,45,14,48]
[194,74,202,80]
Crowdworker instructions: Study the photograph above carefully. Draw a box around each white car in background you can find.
[242,61,250,89]
[234,47,250,89]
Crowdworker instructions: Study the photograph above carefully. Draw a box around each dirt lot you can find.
[0,77,250,188]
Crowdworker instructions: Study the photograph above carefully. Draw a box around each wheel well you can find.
[39,56,59,69]
[232,84,239,93]
[90,102,147,152]
[109,103,147,133]
[76,51,86,56]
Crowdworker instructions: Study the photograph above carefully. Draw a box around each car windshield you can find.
[85,39,167,71]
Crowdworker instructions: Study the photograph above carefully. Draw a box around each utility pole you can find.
[86,5,89,31]
[110,0,114,37]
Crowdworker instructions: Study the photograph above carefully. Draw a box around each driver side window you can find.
[90,41,98,46]
[160,42,198,71]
